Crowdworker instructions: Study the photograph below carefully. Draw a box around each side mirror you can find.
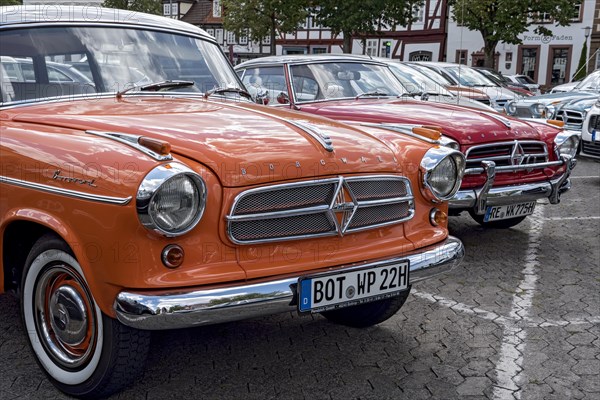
[255,91,270,105]
[277,92,290,104]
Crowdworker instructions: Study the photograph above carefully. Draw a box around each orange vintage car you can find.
[0,6,465,398]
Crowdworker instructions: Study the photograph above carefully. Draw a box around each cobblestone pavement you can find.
[1,159,598,400]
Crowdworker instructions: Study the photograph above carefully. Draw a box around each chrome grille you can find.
[589,115,600,131]
[465,140,549,169]
[227,176,414,244]
[582,140,600,157]
[556,109,584,130]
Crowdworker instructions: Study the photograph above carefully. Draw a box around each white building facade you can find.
[446,0,596,88]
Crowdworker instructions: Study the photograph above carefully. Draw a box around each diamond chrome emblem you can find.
[329,178,358,236]
[510,141,526,166]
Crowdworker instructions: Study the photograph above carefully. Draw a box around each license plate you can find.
[298,261,409,312]
[484,201,536,222]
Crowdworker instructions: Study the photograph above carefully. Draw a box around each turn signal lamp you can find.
[429,208,448,227]
[162,244,185,268]
[546,119,565,128]
[138,136,172,156]
[412,127,442,141]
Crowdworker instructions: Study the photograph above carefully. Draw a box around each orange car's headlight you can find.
[419,148,465,202]
[137,163,207,236]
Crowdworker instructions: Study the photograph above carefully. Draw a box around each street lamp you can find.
[584,26,592,74]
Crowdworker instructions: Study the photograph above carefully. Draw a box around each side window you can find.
[48,67,73,82]
[290,65,318,102]
[241,66,288,104]
[0,56,34,82]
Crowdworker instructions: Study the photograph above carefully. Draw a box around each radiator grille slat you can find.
[465,140,549,169]
[227,176,414,244]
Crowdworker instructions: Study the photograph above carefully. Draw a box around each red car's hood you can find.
[10,97,400,187]
[299,98,542,145]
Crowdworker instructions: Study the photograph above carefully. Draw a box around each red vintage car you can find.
[0,6,465,398]
[235,55,579,229]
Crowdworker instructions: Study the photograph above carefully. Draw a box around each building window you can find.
[550,48,568,84]
[213,0,221,18]
[455,49,467,65]
[239,31,248,45]
[596,52,600,70]
[518,46,539,81]
[206,28,214,37]
[262,36,271,45]
[226,31,236,44]
[214,29,223,44]
[409,51,432,62]
[505,52,513,62]
[311,47,327,54]
[412,6,424,23]
[365,39,378,57]
[571,4,582,22]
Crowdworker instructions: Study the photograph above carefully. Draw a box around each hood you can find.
[299,98,541,145]
[9,97,400,187]
[558,96,600,113]
[474,86,520,101]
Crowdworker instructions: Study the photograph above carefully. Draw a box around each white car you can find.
[581,101,600,159]
[506,74,541,95]
[412,62,522,112]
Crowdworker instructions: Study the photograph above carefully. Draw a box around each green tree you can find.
[222,0,310,55]
[101,0,161,15]
[449,0,583,69]
[314,0,423,53]
[0,0,22,6]
[573,40,587,81]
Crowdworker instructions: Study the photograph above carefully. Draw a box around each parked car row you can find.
[0,6,580,399]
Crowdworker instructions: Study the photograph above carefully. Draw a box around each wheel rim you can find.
[33,263,97,370]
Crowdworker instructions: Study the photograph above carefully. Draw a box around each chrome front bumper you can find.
[450,155,577,214]
[114,236,464,330]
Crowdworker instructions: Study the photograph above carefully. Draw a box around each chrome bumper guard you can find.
[114,236,464,330]
[450,155,576,214]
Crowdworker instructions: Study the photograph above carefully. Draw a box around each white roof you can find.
[0,5,211,40]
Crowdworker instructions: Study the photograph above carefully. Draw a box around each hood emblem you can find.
[510,141,526,166]
[330,178,358,236]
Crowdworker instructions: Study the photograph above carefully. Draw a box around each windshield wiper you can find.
[355,90,390,99]
[116,80,195,98]
[204,86,253,100]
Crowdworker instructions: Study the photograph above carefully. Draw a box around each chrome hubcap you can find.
[34,264,97,369]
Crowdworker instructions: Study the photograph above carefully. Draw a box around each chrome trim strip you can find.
[465,159,563,175]
[226,175,415,244]
[359,123,440,144]
[285,120,334,152]
[114,236,465,330]
[86,131,172,161]
[0,176,131,205]
[450,161,574,210]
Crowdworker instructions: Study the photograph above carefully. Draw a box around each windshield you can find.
[574,70,600,92]
[288,62,407,102]
[0,26,243,104]
[386,63,453,96]
[445,66,498,87]
[407,64,454,86]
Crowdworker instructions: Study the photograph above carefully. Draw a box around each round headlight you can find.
[554,132,580,158]
[505,101,517,115]
[545,104,556,119]
[137,163,207,236]
[439,135,460,150]
[531,103,545,117]
[420,148,466,202]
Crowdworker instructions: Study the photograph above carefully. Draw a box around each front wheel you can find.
[321,287,411,328]
[469,211,527,229]
[21,234,150,399]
